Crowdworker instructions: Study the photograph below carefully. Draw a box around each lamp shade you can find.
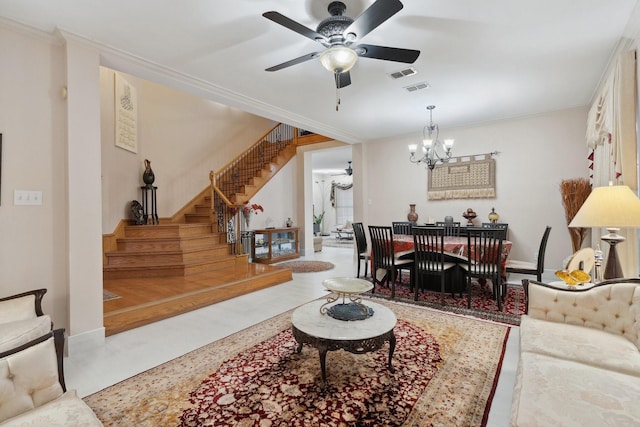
[569,185,640,228]
[319,46,358,73]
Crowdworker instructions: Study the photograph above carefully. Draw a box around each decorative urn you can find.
[488,208,500,223]
[462,208,477,225]
[142,159,155,187]
[407,204,419,222]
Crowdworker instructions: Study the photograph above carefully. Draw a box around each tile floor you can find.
[66,245,542,427]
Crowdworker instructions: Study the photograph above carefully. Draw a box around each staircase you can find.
[103,220,236,280]
[101,123,325,335]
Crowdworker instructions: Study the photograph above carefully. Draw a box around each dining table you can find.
[369,234,513,295]
[391,234,513,276]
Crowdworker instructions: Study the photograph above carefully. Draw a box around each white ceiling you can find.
[1,0,639,148]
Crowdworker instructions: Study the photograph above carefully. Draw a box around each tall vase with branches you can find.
[560,178,591,253]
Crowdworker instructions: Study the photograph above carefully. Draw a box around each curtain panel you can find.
[585,48,638,277]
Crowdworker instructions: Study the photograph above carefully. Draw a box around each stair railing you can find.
[215,123,295,200]
[210,123,296,255]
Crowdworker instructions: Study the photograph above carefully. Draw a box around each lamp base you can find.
[602,228,625,280]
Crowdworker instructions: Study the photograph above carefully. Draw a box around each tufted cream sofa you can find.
[0,329,103,426]
[0,289,52,353]
[510,278,640,427]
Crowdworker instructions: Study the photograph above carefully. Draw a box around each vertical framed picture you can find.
[114,73,138,153]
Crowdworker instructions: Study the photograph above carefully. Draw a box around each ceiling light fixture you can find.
[345,161,353,176]
[408,105,454,169]
[319,45,359,74]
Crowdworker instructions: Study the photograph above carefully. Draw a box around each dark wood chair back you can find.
[435,221,461,236]
[353,222,369,278]
[353,222,367,255]
[465,227,506,310]
[413,226,446,274]
[392,221,413,235]
[368,225,396,271]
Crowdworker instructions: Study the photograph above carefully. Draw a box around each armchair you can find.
[0,329,103,426]
[0,289,52,353]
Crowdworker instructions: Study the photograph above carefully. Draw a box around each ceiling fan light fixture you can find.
[320,45,358,73]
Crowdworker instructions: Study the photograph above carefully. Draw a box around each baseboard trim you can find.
[67,327,106,356]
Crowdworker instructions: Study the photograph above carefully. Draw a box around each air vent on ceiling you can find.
[404,81,431,92]
[389,67,417,79]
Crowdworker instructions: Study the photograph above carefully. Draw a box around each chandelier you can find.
[408,105,454,169]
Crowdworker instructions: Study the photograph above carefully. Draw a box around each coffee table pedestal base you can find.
[292,326,396,382]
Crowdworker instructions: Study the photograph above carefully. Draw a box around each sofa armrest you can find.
[0,289,47,317]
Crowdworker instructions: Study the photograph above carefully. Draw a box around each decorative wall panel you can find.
[428,154,496,200]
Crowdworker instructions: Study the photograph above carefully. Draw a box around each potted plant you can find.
[313,211,325,235]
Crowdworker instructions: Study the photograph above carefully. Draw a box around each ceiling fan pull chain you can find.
[335,72,341,111]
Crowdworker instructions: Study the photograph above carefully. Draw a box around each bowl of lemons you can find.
[554,269,591,286]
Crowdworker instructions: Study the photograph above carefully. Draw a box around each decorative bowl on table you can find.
[322,277,373,294]
[554,269,591,286]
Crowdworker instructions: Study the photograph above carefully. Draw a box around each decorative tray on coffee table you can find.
[320,277,374,321]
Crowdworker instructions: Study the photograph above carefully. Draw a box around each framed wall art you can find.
[428,153,496,200]
[114,73,138,153]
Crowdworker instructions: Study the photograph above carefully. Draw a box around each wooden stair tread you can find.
[106,244,228,258]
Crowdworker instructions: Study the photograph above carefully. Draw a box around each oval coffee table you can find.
[291,299,397,382]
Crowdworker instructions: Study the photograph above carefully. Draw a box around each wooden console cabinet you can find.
[253,227,299,264]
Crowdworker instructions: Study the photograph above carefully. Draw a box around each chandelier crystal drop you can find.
[408,105,454,170]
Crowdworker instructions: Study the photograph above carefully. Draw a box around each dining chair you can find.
[352,222,370,278]
[412,227,457,304]
[481,222,509,237]
[460,227,506,311]
[506,226,551,282]
[435,221,461,236]
[392,221,414,235]
[368,225,414,299]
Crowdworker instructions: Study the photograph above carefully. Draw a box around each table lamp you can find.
[569,184,640,279]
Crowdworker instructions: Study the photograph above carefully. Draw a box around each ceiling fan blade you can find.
[335,71,352,88]
[263,11,328,45]
[355,44,420,63]
[266,52,320,72]
[344,0,404,41]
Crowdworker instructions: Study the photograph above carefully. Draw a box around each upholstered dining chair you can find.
[352,222,370,278]
[506,226,551,282]
[460,227,506,311]
[412,226,457,304]
[392,221,414,235]
[368,225,414,299]
[435,221,461,237]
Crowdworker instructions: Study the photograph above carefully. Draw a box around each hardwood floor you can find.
[103,262,291,336]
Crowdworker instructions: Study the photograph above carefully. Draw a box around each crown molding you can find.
[56,29,361,144]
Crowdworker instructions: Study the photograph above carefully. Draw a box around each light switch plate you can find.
[14,190,43,206]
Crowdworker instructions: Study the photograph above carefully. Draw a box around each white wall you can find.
[362,107,590,270]
[100,69,276,232]
[0,23,69,332]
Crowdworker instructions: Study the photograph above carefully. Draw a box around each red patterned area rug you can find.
[366,279,525,326]
[84,299,510,426]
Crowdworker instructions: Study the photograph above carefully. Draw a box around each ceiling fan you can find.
[263,0,420,89]
[332,161,353,176]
